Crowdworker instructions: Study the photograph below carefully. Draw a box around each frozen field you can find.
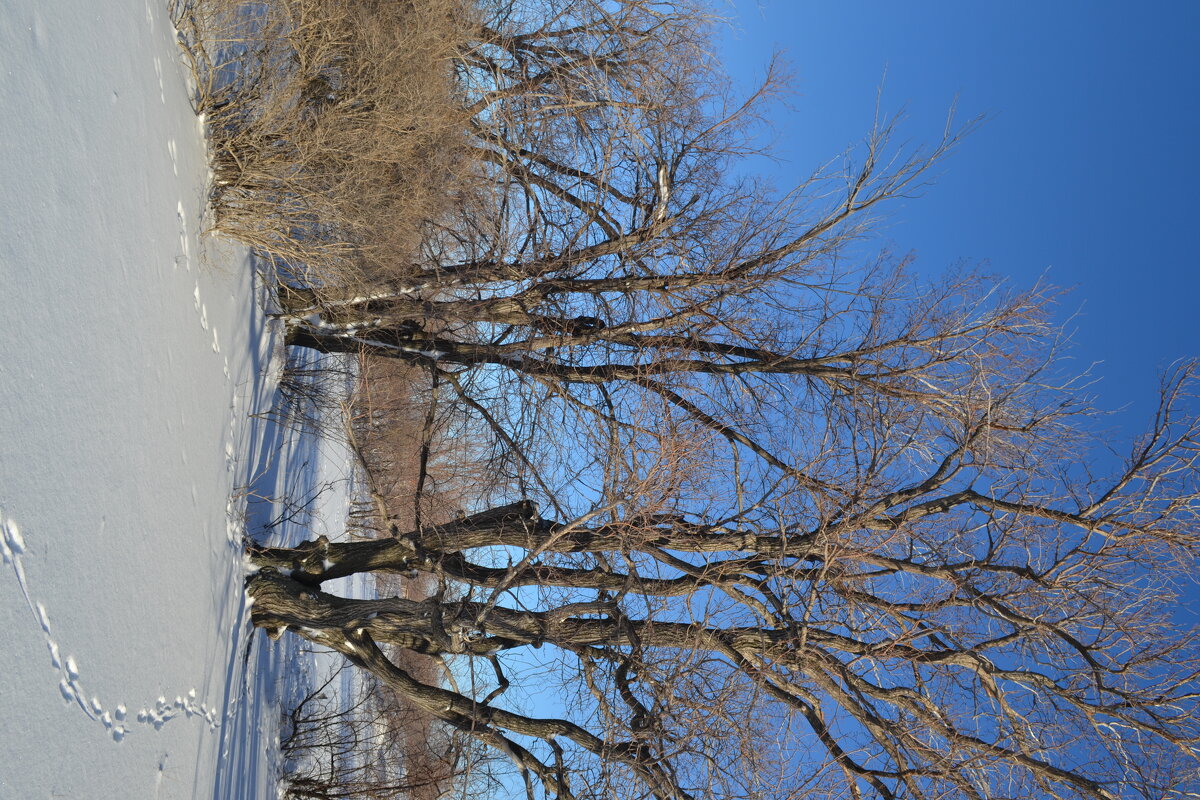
[0,1,299,797]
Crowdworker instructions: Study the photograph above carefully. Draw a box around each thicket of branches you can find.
[177,1,1200,799]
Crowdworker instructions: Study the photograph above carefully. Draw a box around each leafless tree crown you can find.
[180,0,1200,798]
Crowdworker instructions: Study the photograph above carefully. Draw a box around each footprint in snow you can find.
[177,202,191,269]
[152,55,165,104]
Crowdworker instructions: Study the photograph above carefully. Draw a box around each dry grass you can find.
[174,0,475,290]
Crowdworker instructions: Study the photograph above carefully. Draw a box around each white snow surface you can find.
[0,2,293,797]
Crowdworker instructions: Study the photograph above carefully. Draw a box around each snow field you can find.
[0,1,285,797]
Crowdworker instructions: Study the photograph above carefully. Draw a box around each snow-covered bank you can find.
[0,2,289,797]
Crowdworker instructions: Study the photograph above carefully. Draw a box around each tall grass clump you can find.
[174,0,474,291]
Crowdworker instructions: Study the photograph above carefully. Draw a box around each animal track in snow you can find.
[183,247,222,352]
[0,508,220,741]
[152,55,165,105]
[176,201,191,268]
[136,689,216,732]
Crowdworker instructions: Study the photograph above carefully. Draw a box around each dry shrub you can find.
[334,357,497,799]
[272,352,487,799]
[174,0,475,289]
[266,354,485,798]
[376,573,455,800]
[346,356,488,535]
[280,657,463,800]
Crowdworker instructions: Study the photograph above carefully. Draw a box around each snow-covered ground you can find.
[0,2,308,797]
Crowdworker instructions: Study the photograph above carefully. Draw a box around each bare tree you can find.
[225,1,1200,798]
[248,354,1200,798]
[274,0,992,515]
[277,654,499,800]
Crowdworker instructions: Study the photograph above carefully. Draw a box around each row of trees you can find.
[184,0,1200,797]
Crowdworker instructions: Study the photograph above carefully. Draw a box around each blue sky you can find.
[718,1,1200,432]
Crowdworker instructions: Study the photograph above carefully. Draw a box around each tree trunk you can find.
[248,502,540,584]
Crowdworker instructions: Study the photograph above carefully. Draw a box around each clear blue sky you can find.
[718,1,1200,432]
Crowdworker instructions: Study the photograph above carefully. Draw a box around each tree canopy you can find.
[185,0,1200,797]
